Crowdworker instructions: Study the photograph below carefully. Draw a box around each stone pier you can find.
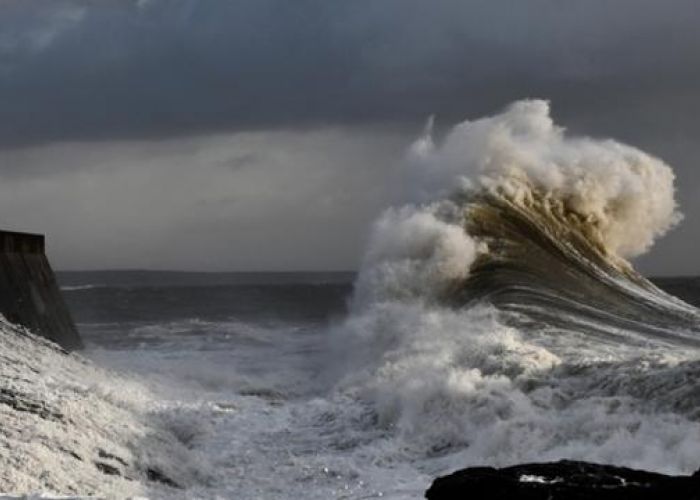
[0,231,82,350]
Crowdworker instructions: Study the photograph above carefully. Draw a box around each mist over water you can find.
[6,100,700,498]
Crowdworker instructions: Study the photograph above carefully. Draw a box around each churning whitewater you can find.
[339,100,700,479]
[3,100,700,498]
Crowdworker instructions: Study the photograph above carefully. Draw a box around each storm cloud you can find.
[1,0,700,273]
[1,0,700,145]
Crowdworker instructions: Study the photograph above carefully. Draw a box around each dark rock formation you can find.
[0,230,82,350]
[146,467,182,488]
[0,386,64,421]
[425,460,700,499]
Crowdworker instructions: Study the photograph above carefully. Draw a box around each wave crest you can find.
[418,99,680,258]
[356,99,693,325]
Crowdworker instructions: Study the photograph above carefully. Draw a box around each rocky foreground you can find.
[426,460,700,499]
[0,317,201,497]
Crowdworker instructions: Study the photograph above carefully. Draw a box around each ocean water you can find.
[60,271,390,498]
[55,270,700,499]
[6,100,700,498]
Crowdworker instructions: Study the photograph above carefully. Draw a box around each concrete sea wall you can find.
[0,230,82,350]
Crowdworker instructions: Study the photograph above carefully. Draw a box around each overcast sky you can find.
[1,0,700,274]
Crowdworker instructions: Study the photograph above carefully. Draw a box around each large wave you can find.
[355,99,699,337]
[335,100,700,474]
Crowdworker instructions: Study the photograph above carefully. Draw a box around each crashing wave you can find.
[355,99,698,337]
[456,184,700,343]
[336,100,700,474]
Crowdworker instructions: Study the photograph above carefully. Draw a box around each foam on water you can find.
[0,317,207,498]
[5,303,700,498]
[333,301,700,474]
[58,303,700,499]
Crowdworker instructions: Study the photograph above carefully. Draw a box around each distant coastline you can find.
[56,269,358,287]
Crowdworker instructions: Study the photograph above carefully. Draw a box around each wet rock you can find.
[0,387,63,421]
[94,461,121,476]
[425,460,700,499]
[98,448,128,467]
[0,230,83,350]
[146,467,181,488]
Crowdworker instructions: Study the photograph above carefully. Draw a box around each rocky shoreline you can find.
[426,460,700,499]
[0,317,197,496]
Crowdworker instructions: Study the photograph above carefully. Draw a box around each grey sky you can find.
[1,0,699,273]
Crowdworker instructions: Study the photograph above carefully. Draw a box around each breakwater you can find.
[0,230,81,350]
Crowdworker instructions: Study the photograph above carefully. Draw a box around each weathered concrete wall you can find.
[0,230,82,350]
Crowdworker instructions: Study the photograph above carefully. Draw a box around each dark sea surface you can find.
[650,277,700,308]
[57,271,700,348]
[58,271,354,349]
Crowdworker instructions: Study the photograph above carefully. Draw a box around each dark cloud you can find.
[2,0,700,274]
[0,128,408,270]
[2,0,700,146]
